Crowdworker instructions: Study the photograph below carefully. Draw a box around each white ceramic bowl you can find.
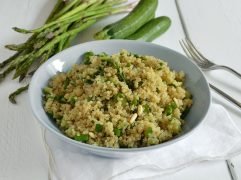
[29,40,211,158]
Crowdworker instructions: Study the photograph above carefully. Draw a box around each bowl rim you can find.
[29,39,211,153]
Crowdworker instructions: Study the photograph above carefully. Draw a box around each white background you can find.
[0,0,241,179]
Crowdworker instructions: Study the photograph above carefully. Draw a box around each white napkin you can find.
[44,104,241,180]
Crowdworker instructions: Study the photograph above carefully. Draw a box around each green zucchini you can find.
[126,16,171,42]
[94,0,158,39]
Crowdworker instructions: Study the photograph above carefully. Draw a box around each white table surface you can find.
[0,0,241,179]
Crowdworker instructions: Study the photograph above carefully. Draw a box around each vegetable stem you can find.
[1,0,134,103]
[8,84,29,104]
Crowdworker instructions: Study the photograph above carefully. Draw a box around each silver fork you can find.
[180,38,240,180]
[180,39,241,109]
[175,1,239,179]
[180,38,241,78]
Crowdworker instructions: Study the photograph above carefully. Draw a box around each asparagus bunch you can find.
[0,0,133,104]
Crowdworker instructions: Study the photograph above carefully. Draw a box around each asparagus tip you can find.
[12,27,20,31]
[12,27,31,34]
[12,73,19,80]
[9,94,17,104]
[94,29,110,40]
[19,74,26,82]
[5,44,18,51]
[8,85,29,104]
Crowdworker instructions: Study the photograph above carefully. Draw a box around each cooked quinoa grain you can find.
[43,50,192,148]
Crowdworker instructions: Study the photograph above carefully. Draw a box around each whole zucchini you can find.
[94,0,158,39]
[126,16,171,42]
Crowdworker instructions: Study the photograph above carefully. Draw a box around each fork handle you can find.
[209,65,241,79]
[209,83,241,109]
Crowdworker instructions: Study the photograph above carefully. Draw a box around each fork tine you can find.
[185,38,209,61]
[180,39,202,64]
[182,39,203,62]
[179,40,193,59]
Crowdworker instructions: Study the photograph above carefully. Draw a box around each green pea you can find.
[114,128,122,137]
[43,87,52,94]
[95,124,103,132]
[63,77,70,89]
[74,134,89,142]
[143,104,151,113]
[144,127,153,137]
[164,102,177,116]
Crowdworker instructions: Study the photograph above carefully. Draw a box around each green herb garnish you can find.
[169,84,177,88]
[54,95,66,103]
[63,77,70,89]
[134,54,141,58]
[85,79,94,84]
[95,124,103,132]
[83,51,94,65]
[98,52,108,57]
[117,68,126,82]
[126,79,135,90]
[143,104,151,113]
[114,128,122,137]
[144,127,153,137]
[164,102,177,116]
[74,134,89,142]
[46,111,54,118]
[126,63,131,67]
[181,107,191,119]
[113,93,128,106]
[131,97,139,107]
[43,87,52,94]
[157,62,164,70]
[114,93,125,100]
[87,96,95,102]
[69,96,77,106]
[93,66,104,77]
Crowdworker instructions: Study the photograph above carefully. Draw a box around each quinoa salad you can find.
[43,50,192,148]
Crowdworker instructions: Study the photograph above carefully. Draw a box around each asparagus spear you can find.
[9,84,29,104]
[0,0,134,104]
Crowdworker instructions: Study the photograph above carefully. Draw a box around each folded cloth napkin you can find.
[44,104,241,180]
